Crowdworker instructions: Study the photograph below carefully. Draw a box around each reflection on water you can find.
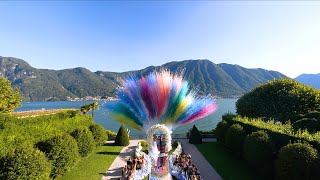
[15,99,236,137]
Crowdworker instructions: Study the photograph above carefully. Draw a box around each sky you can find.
[0,1,320,78]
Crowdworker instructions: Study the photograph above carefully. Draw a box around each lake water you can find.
[15,99,237,137]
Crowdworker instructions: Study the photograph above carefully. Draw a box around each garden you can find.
[198,78,320,180]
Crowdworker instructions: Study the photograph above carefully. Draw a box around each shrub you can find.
[236,78,320,122]
[71,126,96,157]
[89,124,108,146]
[189,125,202,144]
[243,131,274,173]
[293,118,320,133]
[140,140,147,148]
[172,140,179,150]
[37,134,79,179]
[215,120,230,144]
[106,130,117,140]
[115,125,129,146]
[0,146,51,180]
[222,113,236,123]
[303,111,320,120]
[225,124,246,155]
[275,142,319,180]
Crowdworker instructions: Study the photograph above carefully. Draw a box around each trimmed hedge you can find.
[37,134,79,179]
[215,120,230,143]
[228,116,320,153]
[243,131,274,173]
[275,142,319,180]
[189,125,202,144]
[225,124,246,155]
[293,118,320,133]
[115,125,129,146]
[0,146,51,180]
[71,126,96,157]
[89,124,108,146]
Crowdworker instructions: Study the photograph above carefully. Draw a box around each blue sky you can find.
[0,1,320,78]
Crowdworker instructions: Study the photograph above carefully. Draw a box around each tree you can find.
[80,104,90,115]
[0,77,22,113]
[189,125,202,144]
[236,78,320,122]
[89,102,99,120]
[115,125,129,146]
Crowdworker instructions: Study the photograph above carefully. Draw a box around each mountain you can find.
[0,56,286,101]
[295,74,320,89]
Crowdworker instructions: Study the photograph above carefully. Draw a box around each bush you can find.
[115,125,130,146]
[172,140,179,150]
[215,120,230,144]
[275,142,319,180]
[106,130,117,140]
[189,125,202,144]
[293,118,320,133]
[71,126,96,157]
[89,124,108,146]
[304,111,320,120]
[0,146,51,180]
[243,131,274,173]
[236,78,320,122]
[222,113,236,123]
[37,134,79,179]
[225,124,246,155]
[140,140,147,148]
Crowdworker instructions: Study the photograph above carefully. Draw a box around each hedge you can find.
[293,118,320,133]
[0,145,51,180]
[243,131,274,173]
[275,142,319,180]
[215,120,230,143]
[89,124,108,146]
[228,116,320,153]
[225,124,246,155]
[71,126,96,157]
[37,134,79,179]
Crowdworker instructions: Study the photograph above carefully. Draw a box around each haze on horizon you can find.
[0,1,320,78]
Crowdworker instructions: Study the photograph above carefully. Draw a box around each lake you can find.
[15,99,237,137]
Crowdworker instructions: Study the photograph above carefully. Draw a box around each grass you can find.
[196,142,270,180]
[61,143,123,180]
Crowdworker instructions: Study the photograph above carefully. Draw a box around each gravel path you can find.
[177,138,222,180]
[101,140,140,180]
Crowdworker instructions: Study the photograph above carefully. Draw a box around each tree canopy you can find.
[0,77,22,112]
[236,78,320,122]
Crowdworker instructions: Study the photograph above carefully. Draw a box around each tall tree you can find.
[80,104,90,115]
[90,102,99,120]
[0,77,22,112]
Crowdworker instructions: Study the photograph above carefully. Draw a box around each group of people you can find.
[121,155,145,180]
[172,152,203,180]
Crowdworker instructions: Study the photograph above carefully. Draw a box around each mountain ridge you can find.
[0,56,286,101]
[295,73,320,89]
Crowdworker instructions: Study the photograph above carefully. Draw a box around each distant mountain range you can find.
[295,74,320,89]
[0,56,286,101]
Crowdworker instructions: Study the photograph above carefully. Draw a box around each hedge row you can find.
[216,114,320,179]
[0,110,108,179]
[223,115,320,152]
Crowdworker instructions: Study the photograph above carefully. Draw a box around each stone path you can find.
[101,140,140,180]
[177,138,222,180]
[102,139,222,180]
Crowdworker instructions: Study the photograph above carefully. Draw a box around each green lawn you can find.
[61,143,123,180]
[196,142,270,180]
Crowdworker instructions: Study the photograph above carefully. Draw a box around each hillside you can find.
[295,73,320,89]
[0,56,286,101]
